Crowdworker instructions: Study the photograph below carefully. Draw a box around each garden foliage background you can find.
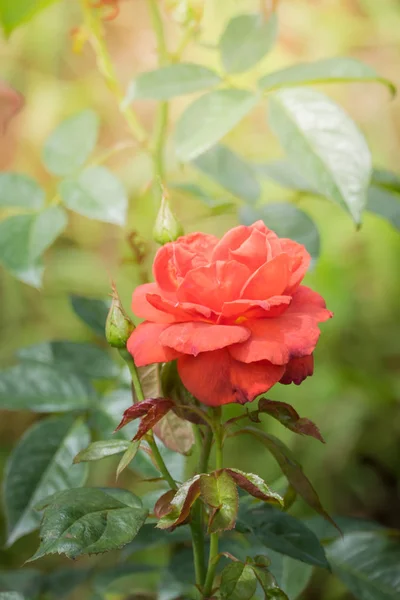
[0,0,399,599]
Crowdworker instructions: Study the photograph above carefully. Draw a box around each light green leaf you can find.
[0,593,25,600]
[327,531,400,600]
[267,551,313,600]
[256,159,317,193]
[0,173,44,209]
[220,562,258,600]
[173,182,234,213]
[73,440,130,464]
[42,109,99,176]
[220,13,278,74]
[17,340,119,380]
[0,207,67,271]
[367,187,400,230]
[200,471,238,533]
[259,57,395,94]
[70,295,110,337]
[192,144,261,203]
[239,203,320,262]
[126,63,221,101]
[4,415,90,546]
[59,166,127,226]
[116,441,140,479]
[9,260,44,289]
[268,88,372,224]
[0,0,59,36]
[29,487,148,560]
[175,89,258,161]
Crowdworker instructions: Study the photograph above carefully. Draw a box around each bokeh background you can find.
[1,0,400,599]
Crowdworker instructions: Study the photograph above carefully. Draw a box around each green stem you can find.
[202,408,223,597]
[146,0,168,64]
[80,0,147,144]
[198,426,213,474]
[118,349,176,490]
[190,500,207,587]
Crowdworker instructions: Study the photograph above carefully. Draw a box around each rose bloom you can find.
[128,221,332,406]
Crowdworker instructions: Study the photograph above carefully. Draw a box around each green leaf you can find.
[259,57,395,94]
[256,160,317,193]
[251,559,289,599]
[240,203,320,262]
[371,168,400,193]
[254,398,324,442]
[17,340,119,380]
[59,166,127,226]
[44,567,92,599]
[242,428,335,528]
[9,260,44,289]
[70,295,110,336]
[126,63,221,101]
[220,13,278,74]
[0,173,44,209]
[367,186,400,230]
[4,415,90,546]
[0,207,67,271]
[42,109,99,176]
[172,182,234,213]
[175,89,258,161]
[327,531,400,600]
[29,487,148,560]
[0,569,42,598]
[238,503,329,569]
[268,88,372,224]
[192,144,261,203]
[116,441,140,479]
[73,440,130,464]
[225,469,283,505]
[157,475,201,530]
[267,551,313,600]
[220,562,258,600]
[0,0,59,36]
[92,564,155,596]
[0,594,25,600]
[200,471,238,533]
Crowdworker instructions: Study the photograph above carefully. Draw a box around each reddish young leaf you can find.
[237,427,339,531]
[153,410,195,455]
[200,470,238,533]
[154,490,176,519]
[257,398,324,443]
[114,398,174,439]
[157,475,201,529]
[0,81,24,134]
[224,468,283,506]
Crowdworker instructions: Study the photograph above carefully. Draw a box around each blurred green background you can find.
[0,0,399,599]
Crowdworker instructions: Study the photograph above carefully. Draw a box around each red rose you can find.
[128,221,332,406]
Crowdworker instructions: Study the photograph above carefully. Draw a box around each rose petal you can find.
[147,293,214,322]
[211,225,251,261]
[177,260,251,312]
[127,322,181,366]
[280,239,311,294]
[160,322,250,356]
[132,283,176,323]
[230,228,269,271]
[178,349,285,406]
[219,296,292,323]
[241,253,290,300]
[280,355,314,385]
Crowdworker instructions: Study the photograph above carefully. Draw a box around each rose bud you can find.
[153,187,184,246]
[105,283,135,349]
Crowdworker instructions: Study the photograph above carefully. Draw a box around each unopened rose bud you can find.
[153,188,184,245]
[105,283,135,349]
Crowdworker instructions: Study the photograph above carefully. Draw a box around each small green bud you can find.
[105,283,135,349]
[153,187,184,245]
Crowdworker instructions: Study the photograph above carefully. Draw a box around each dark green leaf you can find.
[17,340,119,380]
[259,57,395,94]
[371,168,400,193]
[0,173,44,209]
[200,471,238,533]
[220,562,258,600]
[268,88,372,224]
[251,561,289,599]
[192,144,261,203]
[126,63,221,101]
[29,487,148,560]
[73,440,130,463]
[304,515,384,544]
[92,564,156,595]
[220,13,278,74]
[241,428,335,528]
[0,362,95,412]
[239,203,320,262]
[327,531,400,600]
[0,0,58,36]
[0,207,67,271]
[238,503,329,569]
[59,166,127,226]
[175,89,258,161]
[122,522,191,556]
[44,567,93,599]
[256,160,317,193]
[0,569,42,598]
[367,186,400,230]
[42,109,99,176]
[70,295,110,336]
[4,415,90,546]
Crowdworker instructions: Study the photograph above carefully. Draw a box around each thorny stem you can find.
[118,349,177,491]
[80,0,147,144]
